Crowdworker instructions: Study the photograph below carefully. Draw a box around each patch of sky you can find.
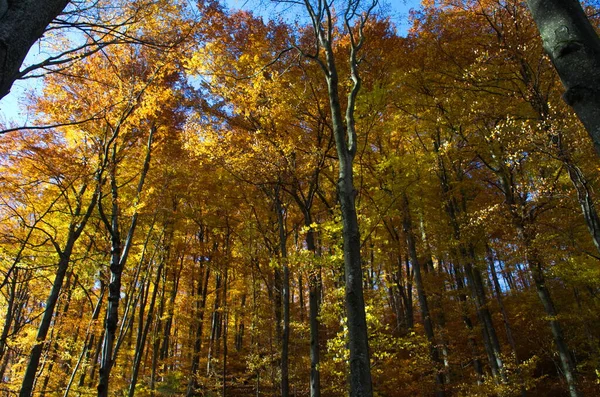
[0,0,422,128]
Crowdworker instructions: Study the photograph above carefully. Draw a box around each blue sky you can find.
[223,0,421,33]
[0,0,422,127]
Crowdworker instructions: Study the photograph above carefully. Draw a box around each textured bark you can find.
[0,0,69,99]
[526,0,600,156]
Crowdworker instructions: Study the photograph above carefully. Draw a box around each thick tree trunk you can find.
[0,0,69,99]
[322,44,372,397]
[97,217,123,397]
[526,0,600,156]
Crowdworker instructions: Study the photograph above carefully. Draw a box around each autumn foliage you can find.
[1,1,600,396]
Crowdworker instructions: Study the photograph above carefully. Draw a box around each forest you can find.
[1,0,600,396]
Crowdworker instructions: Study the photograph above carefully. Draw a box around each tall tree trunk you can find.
[274,191,290,397]
[451,263,485,383]
[20,243,74,397]
[0,267,18,364]
[304,213,321,397]
[20,177,97,397]
[434,136,498,381]
[187,258,211,396]
[64,283,106,397]
[97,127,153,397]
[498,168,580,397]
[222,263,229,397]
[128,258,164,397]
[207,272,222,376]
[464,256,506,382]
[527,244,580,397]
[487,247,527,396]
[402,193,445,396]
[300,2,377,394]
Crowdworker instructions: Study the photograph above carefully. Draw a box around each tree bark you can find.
[0,0,69,99]
[526,0,600,156]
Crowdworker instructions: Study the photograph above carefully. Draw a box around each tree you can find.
[294,1,378,395]
[526,0,600,156]
[0,0,69,99]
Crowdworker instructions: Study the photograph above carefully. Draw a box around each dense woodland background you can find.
[1,0,600,396]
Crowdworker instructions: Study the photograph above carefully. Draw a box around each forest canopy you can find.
[1,1,600,396]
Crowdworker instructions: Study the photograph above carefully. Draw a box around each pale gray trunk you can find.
[526,0,600,156]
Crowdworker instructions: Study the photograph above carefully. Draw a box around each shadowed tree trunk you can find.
[20,179,98,397]
[97,127,154,397]
[402,193,445,396]
[0,0,69,100]
[297,1,378,394]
